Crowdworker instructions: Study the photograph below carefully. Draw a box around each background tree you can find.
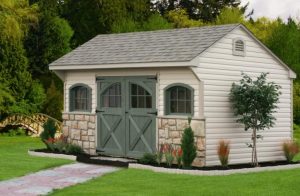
[229,73,281,166]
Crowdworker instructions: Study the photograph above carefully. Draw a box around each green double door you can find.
[96,77,157,158]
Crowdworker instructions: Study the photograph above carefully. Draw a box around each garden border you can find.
[28,150,76,161]
[129,163,300,176]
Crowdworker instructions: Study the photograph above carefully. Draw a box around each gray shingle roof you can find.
[50,24,239,66]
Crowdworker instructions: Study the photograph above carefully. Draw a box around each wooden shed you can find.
[50,24,296,166]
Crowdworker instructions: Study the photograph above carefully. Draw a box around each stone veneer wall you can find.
[62,113,96,155]
[158,118,206,167]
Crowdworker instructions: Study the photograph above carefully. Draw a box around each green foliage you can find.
[215,7,245,25]
[163,143,174,167]
[293,82,300,124]
[138,153,157,165]
[181,118,196,168]
[40,119,57,148]
[142,13,173,31]
[266,18,300,80]
[1,128,26,137]
[42,81,63,121]
[65,143,84,155]
[229,73,281,166]
[166,9,204,28]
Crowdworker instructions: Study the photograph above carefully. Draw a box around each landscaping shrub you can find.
[65,143,84,155]
[283,140,299,162]
[40,119,56,149]
[173,147,183,168]
[181,117,196,168]
[1,128,26,136]
[45,135,68,153]
[163,143,174,167]
[139,153,157,165]
[217,140,230,167]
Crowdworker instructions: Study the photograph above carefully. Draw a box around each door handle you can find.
[147,111,157,115]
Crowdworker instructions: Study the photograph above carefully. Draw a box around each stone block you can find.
[158,129,166,138]
[197,138,205,151]
[88,122,95,129]
[88,129,94,136]
[192,158,205,167]
[81,136,88,141]
[83,141,90,149]
[162,119,168,127]
[78,140,82,147]
[75,114,84,121]
[89,149,96,155]
[62,126,69,136]
[71,121,78,129]
[66,120,71,126]
[172,138,181,144]
[84,115,90,121]
[177,119,188,131]
[81,130,88,136]
[197,150,205,157]
[78,121,88,130]
[89,136,95,142]
[169,126,177,131]
[168,119,176,126]
[164,128,169,138]
[89,115,96,123]
[159,138,166,144]
[169,131,180,138]
[62,114,69,120]
[71,129,80,140]
[191,120,205,137]
[89,142,95,148]
[70,114,75,120]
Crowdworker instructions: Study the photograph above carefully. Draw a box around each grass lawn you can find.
[0,136,72,181]
[51,168,300,196]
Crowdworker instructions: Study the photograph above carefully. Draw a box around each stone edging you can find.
[129,163,300,176]
[28,150,77,161]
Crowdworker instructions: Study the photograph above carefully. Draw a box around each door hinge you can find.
[95,109,104,113]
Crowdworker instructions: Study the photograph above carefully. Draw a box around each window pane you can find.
[167,85,192,114]
[146,96,152,108]
[131,84,137,95]
[130,84,152,108]
[102,83,121,108]
[178,87,186,99]
[170,100,177,113]
[177,101,186,113]
[72,86,89,111]
[138,96,145,108]
[131,96,137,108]
[186,101,191,113]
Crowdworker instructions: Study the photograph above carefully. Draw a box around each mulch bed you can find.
[31,149,299,170]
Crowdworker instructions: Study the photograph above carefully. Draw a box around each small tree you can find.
[229,73,281,166]
[40,119,57,149]
[181,117,197,168]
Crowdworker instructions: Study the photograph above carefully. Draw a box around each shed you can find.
[50,24,296,166]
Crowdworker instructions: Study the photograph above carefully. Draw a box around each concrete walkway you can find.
[0,163,119,196]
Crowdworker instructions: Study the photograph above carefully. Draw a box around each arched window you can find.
[233,39,245,56]
[165,84,193,115]
[70,84,92,112]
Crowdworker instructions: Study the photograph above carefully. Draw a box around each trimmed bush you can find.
[40,119,56,149]
[65,143,83,155]
[181,117,196,168]
[139,153,157,165]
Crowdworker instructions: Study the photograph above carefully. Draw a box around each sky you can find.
[240,0,300,21]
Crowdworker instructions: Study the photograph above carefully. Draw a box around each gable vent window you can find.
[233,39,245,56]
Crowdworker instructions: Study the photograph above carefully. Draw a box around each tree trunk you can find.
[252,128,258,167]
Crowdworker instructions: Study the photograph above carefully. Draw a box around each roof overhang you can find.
[49,59,199,71]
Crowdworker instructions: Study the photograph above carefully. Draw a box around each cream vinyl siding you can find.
[195,27,292,166]
[64,68,202,118]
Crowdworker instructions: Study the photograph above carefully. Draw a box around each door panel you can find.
[97,77,156,158]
